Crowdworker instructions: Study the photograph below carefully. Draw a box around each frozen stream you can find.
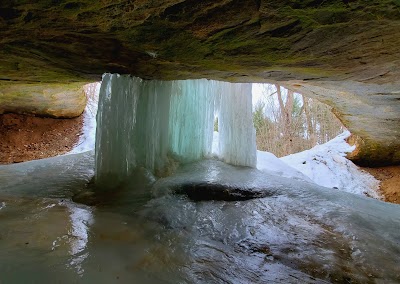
[0,152,399,283]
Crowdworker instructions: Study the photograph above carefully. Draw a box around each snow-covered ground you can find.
[213,131,379,198]
[212,131,311,182]
[257,150,313,182]
[280,131,381,199]
[69,96,380,199]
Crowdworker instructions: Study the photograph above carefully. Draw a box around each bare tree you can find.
[253,84,344,157]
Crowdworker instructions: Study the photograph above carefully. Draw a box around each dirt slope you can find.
[0,113,82,164]
[363,166,400,204]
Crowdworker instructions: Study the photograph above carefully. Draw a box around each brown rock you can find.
[0,82,87,118]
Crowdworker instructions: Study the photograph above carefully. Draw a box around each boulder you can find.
[0,82,87,118]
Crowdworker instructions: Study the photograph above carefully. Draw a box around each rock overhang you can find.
[1,0,400,83]
[0,0,399,165]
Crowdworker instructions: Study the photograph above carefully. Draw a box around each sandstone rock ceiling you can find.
[0,0,399,83]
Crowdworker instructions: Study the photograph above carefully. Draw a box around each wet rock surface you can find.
[172,181,276,201]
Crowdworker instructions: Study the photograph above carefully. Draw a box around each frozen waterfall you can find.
[168,79,216,162]
[95,74,256,188]
[216,82,257,167]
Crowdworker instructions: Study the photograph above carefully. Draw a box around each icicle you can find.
[216,82,257,167]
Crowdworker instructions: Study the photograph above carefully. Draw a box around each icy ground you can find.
[1,150,398,283]
[70,105,380,199]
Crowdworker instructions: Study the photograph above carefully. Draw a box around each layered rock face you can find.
[0,82,86,118]
[0,0,399,165]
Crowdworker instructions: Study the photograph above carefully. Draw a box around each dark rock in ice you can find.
[173,181,275,201]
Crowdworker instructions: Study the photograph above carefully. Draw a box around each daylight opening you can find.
[252,83,345,157]
[90,76,346,189]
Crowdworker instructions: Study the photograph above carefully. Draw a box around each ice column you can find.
[134,80,173,173]
[217,82,257,167]
[95,74,174,186]
[169,79,215,162]
[95,74,141,186]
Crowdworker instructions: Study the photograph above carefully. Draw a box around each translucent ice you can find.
[95,74,142,186]
[216,81,257,167]
[95,74,257,188]
[169,79,215,162]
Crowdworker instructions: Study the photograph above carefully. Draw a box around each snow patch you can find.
[212,131,312,182]
[257,150,313,182]
[281,131,381,198]
[68,83,100,154]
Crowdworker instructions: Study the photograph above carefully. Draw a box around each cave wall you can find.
[1,0,399,165]
[0,82,86,118]
[1,0,400,82]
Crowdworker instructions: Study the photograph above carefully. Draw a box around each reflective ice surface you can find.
[0,151,94,198]
[1,153,399,283]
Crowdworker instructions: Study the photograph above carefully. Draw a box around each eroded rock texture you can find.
[0,82,86,118]
[0,0,399,165]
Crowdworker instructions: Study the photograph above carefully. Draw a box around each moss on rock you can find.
[347,135,400,167]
